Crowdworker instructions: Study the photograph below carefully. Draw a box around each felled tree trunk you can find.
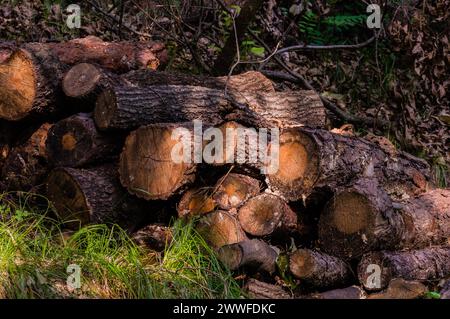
[46,113,124,167]
[367,279,427,299]
[244,279,291,299]
[358,247,450,291]
[1,123,52,191]
[238,193,297,236]
[46,164,148,231]
[213,173,260,211]
[177,188,217,218]
[266,127,431,201]
[319,180,450,259]
[131,224,173,252]
[218,239,279,274]
[289,249,352,289]
[94,85,325,131]
[0,36,165,121]
[306,286,367,299]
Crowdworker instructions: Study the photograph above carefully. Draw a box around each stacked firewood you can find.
[0,37,449,299]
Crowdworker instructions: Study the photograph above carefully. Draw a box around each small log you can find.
[244,279,291,299]
[213,173,260,210]
[238,193,297,237]
[319,181,450,259]
[1,123,52,191]
[119,123,197,200]
[218,239,279,274]
[94,85,325,131]
[289,249,352,289]
[266,127,431,201]
[131,224,172,252]
[46,113,124,167]
[46,164,148,231]
[307,286,366,299]
[177,188,216,218]
[367,279,427,299]
[358,247,450,291]
[196,210,247,249]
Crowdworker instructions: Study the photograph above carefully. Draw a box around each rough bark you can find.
[367,279,427,299]
[266,127,432,201]
[440,280,450,299]
[1,123,52,191]
[46,164,148,231]
[319,180,450,259]
[94,85,325,131]
[213,173,261,211]
[306,286,367,299]
[119,123,197,200]
[289,249,352,289]
[46,113,124,167]
[196,210,247,249]
[238,193,297,236]
[244,278,291,299]
[358,247,450,291]
[131,224,172,252]
[218,239,279,273]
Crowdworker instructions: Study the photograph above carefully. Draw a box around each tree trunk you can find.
[367,278,427,299]
[0,36,165,121]
[1,123,52,191]
[319,180,450,259]
[244,278,291,299]
[306,286,367,299]
[46,113,124,167]
[289,249,352,289]
[131,224,173,252]
[238,193,297,236]
[266,127,432,201]
[46,164,148,231]
[218,239,279,273]
[196,210,247,249]
[119,123,197,200]
[94,85,325,131]
[213,173,260,210]
[358,247,450,291]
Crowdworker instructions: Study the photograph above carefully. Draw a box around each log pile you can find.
[1,37,449,299]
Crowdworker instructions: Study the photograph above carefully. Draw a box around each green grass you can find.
[0,193,242,299]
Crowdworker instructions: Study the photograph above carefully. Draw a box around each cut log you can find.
[358,247,450,291]
[0,36,165,120]
[367,278,427,299]
[213,173,261,210]
[266,127,432,201]
[307,286,367,299]
[1,123,52,191]
[94,85,325,131]
[177,188,216,218]
[131,224,172,252]
[196,210,247,249]
[440,280,450,299]
[289,249,352,289]
[238,193,297,237]
[319,181,450,259]
[119,123,197,200]
[46,113,124,167]
[244,279,291,299]
[218,239,279,274]
[46,164,147,231]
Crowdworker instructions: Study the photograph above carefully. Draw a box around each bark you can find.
[238,193,297,236]
[367,279,427,299]
[319,180,450,259]
[46,164,148,231]
[94,85,325,131]
[218,239,279,273]
[244,278,291,299]
[307,286,367,299]
[1,123,52,191]
[358,247,450,291]
[46,113,124,167]
[131,224,173,252]
[213,173,260,210]
[440,280,450,299]
[196,210,247,249]
[266,127,432,201]
[289,249,352,289]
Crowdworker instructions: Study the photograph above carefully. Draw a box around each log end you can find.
[63,63,102,98]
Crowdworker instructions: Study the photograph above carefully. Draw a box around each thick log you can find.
[289,249,352,289]
[266,127,432,201]
[367,279,427,299]
[358,247,450,291]
[46,113,124,167]
[1,123,52,191]
[218,239,279,274]
[46,164,148,231]
[0,36,165,120]
[307,286,366,299]
[319,181,450,259]
[119,123,197,200]
[238,193,297,237]
[244,279,291,299]
[177,188,216,218]
[196,210,247,249]
[131,224,172,252]
[94,85,325,131]
[213,173,260,210]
